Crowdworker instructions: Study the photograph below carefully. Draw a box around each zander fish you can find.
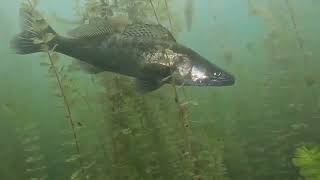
[11,7,235,94]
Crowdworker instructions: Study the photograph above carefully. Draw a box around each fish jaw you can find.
[180,70,235,87]
[205,71,235,86]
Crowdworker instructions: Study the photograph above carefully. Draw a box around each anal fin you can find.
[68,60,103,74]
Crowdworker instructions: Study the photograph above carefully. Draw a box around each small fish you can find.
[11,6,235,95]
[184,0,194,31]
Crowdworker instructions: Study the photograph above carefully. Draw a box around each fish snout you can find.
[218,72,235,86]
[210,71,235,86]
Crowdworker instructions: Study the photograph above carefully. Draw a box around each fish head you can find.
[187,62,235,86]
[172,48,235,87]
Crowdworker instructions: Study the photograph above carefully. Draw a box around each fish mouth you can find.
[209,77,235,86]
[183,74,235,87]
[183,78,235,86]
[210,74,235,86]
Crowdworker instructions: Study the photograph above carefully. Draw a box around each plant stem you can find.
[149,0,160,24]
[164,0,173,30]
[166,51,197,179]
[285,0,308,66]
[46,51,85,175]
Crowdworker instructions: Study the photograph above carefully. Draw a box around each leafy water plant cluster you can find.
[293,146,320,180]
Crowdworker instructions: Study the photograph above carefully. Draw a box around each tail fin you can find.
[10,6,57,54]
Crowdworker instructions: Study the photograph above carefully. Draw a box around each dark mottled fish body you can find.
[55,35,169,76]
[11,7,235,94]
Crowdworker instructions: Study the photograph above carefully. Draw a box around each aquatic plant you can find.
[293,146,320,180]
[150,1,196,178]
[98,74,203,179]
[216,1,318,179]
[42,21,86,180]
[21,123,48,180]
[0,95,48,180]
[18,1,96,179]
[285,0,308,68]
[15,109,49,180]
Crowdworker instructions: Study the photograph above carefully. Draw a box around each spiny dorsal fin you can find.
[67,18,113,39]
[122,24,176,42]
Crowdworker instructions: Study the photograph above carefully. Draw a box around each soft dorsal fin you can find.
[122,23,176,42]
[67,18,113,38]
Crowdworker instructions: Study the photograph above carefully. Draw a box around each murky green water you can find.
[0,0,320,180]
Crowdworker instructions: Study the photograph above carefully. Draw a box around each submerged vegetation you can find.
[293,146,320,180]
[0,0,319,180]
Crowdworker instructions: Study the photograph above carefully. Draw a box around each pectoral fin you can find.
[135,63,172,94]
[135,78,162,95]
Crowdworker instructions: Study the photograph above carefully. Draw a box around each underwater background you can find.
[0,0,320,179]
